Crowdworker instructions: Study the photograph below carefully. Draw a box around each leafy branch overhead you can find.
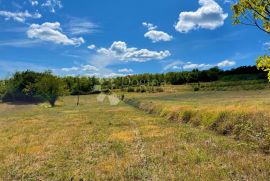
[232,0,270,81]
[232,0,270,34]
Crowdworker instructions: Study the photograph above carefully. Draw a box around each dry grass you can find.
[0,94,270,180]
[124,89,270,153]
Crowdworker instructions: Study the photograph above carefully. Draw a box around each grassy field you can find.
[0,93,270,180]
[124,89,270,153]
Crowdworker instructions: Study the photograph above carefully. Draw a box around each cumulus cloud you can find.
[87,44,96,50]
[97,41,170,62]
[0,10,42,23]
[217,60,235,67]
[143,22,173,43]
[42,0,62,13]
[163,60,236,71]
[175,0,228,33]
[27,22,85,46]
[118,68,133,73]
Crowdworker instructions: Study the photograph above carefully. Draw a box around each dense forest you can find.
[0,66,268,106]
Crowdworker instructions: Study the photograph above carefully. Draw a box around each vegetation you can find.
[0,80,6,100]
[124,90,270,153]
[2,71,65,106]
[36,73,65,107]
[232,0,270,80]
[0,66,268,104]
[0,95,270,180]
[232,0,270,34]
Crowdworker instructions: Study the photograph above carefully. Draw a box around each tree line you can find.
[0,66,267,106]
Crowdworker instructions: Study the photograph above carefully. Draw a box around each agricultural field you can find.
[0,93,270,180]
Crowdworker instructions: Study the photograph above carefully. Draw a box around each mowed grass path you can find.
[0,95,269,180]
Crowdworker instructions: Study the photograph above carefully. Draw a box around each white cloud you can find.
[183,59,235,70]
[217,60,235,67]
[0,10,42,23]
[0,39,42,47]
[163,60,184,71]
[87,44,96,50]
[61,67,79,72]
[31,0,39,6]
[103,73,126,78]
[82,65,99,71]
[183,63,212,70]
[42,0,62,13]
[142,22,157,31]
[67,18,97,35]
[61,65,98,73]
[97,41,170,62]
[143,22,173,43]
[264,42,270,49]
[118,68,133,73]
[175,0,228,33]
[27,22,85,46]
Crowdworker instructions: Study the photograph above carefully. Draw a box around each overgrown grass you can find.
[190,79,269,91]
[124,90,270,153]
[0,95,270,180]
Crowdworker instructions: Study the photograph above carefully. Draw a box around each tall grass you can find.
[124,98,270,153]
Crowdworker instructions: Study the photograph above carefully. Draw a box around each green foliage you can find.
[63,76,99,95]
[256,55,270,81]
[0,80,6,100]
[36,73,65,107]
[232,0,270,34]
[1,71,65,107]
[2,71,45,102]
[232,1,270,80]
[127,87,135,92]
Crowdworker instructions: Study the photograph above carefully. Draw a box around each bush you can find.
[0,81,6,100]
[2,71,45,103]
[194,87,200,92]
[127,87,135,92]
[36,73,65,107]
[140,86,147,93]
[155,87,164,92]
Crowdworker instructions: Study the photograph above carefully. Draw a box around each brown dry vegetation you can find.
[124,89,270,153]
[0,94,270,180]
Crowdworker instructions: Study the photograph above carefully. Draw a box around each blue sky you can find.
[0,0,269,78]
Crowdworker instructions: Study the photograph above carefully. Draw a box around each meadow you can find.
[0,92,270,180]
[124,88,270,153]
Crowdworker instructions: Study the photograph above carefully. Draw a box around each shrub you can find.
[127,87,135,92]
[140,86,147,93]
[182,111,193,123]
[155,87,164,92]
[36,73,65,107]
[194,87,200,92]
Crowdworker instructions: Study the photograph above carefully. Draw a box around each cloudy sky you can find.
[0,0,269,78]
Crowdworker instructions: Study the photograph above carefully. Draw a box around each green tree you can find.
[0,80,6,100]
[232,0,270,81]
[37,73,64,107]
[232,0,270,33]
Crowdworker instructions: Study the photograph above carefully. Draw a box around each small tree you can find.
[37,73,64,107]
[232,0,270,81]
[0,80,6,100]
